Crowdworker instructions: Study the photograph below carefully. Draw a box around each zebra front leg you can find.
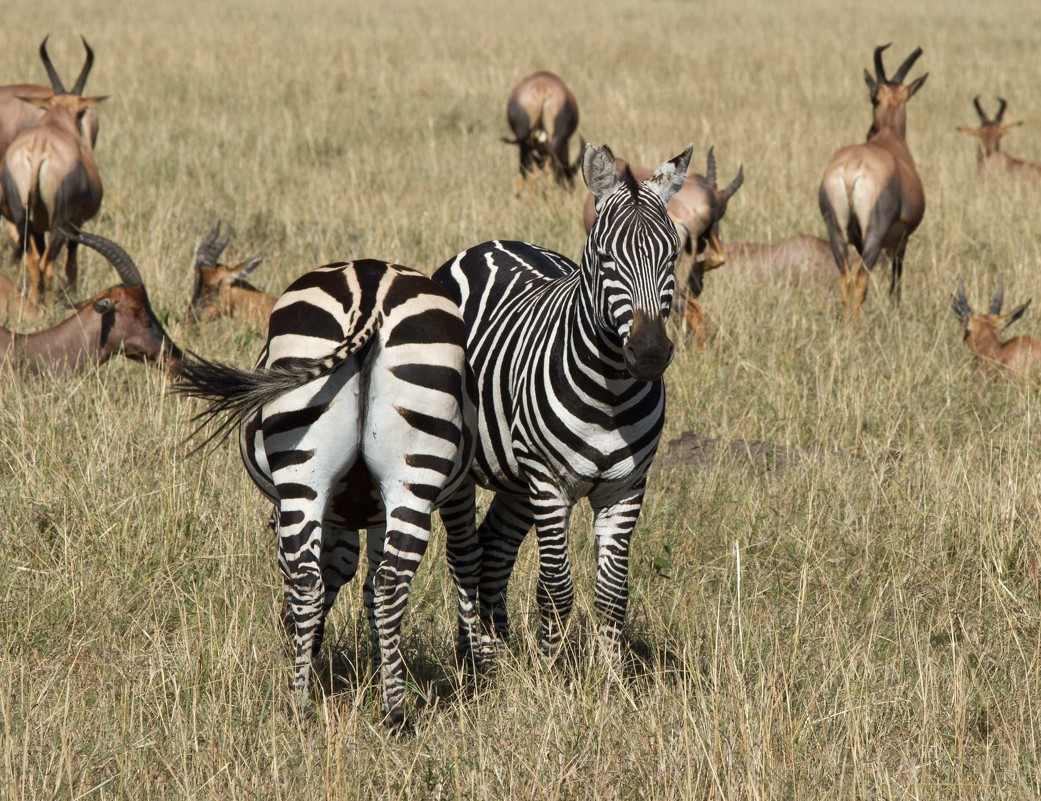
[590,487,645,663]
[438,480,484,669]
[531,492,575,656]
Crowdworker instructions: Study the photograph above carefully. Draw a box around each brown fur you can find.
[958,97,1041,178]
[952,282,1041,374]
[504,71,580,194]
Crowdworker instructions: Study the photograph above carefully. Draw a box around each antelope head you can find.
[187,222,266,324]
[21,36,108,137]
[958,96,1024,159]
[690,146,745,274]
[863,44,928,140]
[951,279,1031,343]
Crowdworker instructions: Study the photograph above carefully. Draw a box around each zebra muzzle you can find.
[624,313,674,381]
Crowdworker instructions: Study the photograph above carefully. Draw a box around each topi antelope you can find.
[187,222,274,325]
[0,227,182,375]
[503,71,581,193]
[582,147,744,344]
[0,36,108,303]
[819,44,927,316]
[958,97,1041,178]
[951,280,1041,374]
[724,235,833,283]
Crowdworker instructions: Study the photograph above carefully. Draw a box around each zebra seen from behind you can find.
[432,142,694,668]
[173,260,483,727]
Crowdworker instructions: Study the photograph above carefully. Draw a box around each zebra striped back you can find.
[174,258,482,727]
[432,143,693,665]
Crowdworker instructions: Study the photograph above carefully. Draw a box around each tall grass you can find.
[2,0,1041,797]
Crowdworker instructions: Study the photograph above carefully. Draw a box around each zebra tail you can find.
[172,310,384,454]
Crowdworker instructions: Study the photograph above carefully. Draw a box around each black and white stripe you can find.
[174,259,482,726]
[433,144,693,664]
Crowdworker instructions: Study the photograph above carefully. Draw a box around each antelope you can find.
[951,280,1041,374]
[819,44,928,316]
[187,222,273,325]
[582,147,744,344]
[958,97,1041,178]
[724,235,833,283]
[0,227,182,375]
[503,71,581,193]
[0,274,41,323]
[0,36,108,303]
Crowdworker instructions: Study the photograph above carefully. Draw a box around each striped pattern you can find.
[433,144,693,664]
[174,259,481,726]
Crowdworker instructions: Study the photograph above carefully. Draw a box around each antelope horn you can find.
[721,164,745,202]
[951,280,973,323]
[973,96,990,125]
[195,222,233,267]
[705,146,717,187]
[989,278,1005,315]
[891,46,923,85]
[996,97,1008,123]
[873,43,891,84]
[61,226,143,287]
[69,36,95,96]
[38,36,66,94]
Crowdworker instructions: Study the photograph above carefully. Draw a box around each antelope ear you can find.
[16,96,50,109]
[234,256,264,279]
[645,144,694,204]
[906,73,928,100]
[81,95,109,107]
[1004,299,1032,328]
[583,144,619,198]
[957,126,980,136]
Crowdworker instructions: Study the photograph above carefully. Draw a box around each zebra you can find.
[432,142,694,667]
[172,259,483,726]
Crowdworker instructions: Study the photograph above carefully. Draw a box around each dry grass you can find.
[2,0,1041,797]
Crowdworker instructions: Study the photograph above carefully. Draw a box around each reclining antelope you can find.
[503,71,581,193]
[187,222,274,325]
[724,235,833,283]
[582,147,743,343]
[819,44,927,316]
[958,97,1041,178]
[951,280,1041,374]
[0,36,107,303]
[0,228,181,375]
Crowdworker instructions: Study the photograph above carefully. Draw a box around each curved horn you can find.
[996,97,1008,123]
[873,43,891,84]
[891,46,923,85]
[952,280,973,323]
[61,225,143,287]
[69,36,95,96]
[705,146,717,187]
[195,222,233,267]
[989,278,1005,315]
[721,164,745,202]
[38,36,66,94]
[973,96,990,125]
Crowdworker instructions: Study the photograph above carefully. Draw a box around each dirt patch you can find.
[654,430,851,479]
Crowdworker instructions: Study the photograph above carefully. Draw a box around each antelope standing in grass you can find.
[958,97,1041,178]
[503,71,581,193]
[819,44,927,316]
[0,37,108,303]
[582,147,744,344]
[951,280,1041,374]
[187,222,273,325]
[0,228,182,374]
[724,235,833,283]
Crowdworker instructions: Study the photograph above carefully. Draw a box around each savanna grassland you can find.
[2,0,1041,797]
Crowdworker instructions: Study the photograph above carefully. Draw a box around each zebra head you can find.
[583,143,694,381]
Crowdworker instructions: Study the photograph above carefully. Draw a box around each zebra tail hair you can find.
[171,310,384,454]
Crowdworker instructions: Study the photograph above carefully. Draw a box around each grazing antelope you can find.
[951,280,1041,374]
[0,36,108,303]
[503,71,581,193]
[582,147,744,343]
[0,274,41,323]
[187,222,274,325]
[724,235,833,283]
[0,228,182,374]
[958,97,1041,178]
[819,44,928,315]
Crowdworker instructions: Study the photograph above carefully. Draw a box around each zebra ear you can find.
[583,144,620,198]
[646,144,694,204]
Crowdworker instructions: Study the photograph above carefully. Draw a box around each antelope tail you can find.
[172,309,384,453]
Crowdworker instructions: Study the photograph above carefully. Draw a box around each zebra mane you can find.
[621,165,641,204]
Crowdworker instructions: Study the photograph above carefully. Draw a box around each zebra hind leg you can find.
[438,480,483,672]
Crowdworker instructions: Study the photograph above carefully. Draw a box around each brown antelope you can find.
[958,97,1041,178]
[951,280,1041,374]
[819,44,928,316]
[582,147,744,343]
[724,235,833,283]
[0,37,107,303]
[0,227,182,375]
[503,71,581,193]
[187,222,273,325]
